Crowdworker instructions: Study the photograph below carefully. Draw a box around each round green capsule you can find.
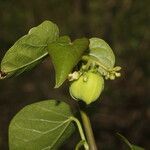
[69,71,104,104]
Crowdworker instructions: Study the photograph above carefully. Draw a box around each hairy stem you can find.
[80,110,98,150]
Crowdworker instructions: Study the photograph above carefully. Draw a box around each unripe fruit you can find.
[69,71,104,104]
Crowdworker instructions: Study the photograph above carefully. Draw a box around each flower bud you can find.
[69,71,104,104]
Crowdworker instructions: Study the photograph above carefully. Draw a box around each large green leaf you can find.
[0,20,59,79]
[9,100,75,150]
[48,36,89,88]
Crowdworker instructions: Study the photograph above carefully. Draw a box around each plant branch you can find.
[80,110,98,150]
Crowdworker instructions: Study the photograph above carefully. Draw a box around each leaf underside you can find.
[9,100,75,150]
[0,20,59,79]
[48,36,89,87]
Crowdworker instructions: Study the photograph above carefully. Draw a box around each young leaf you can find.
[9,100,75,150]
[89,37,115,69]
[117,133,145,150]
[48,36,89,88]
[83,37,121,80]
[0,20,59,79]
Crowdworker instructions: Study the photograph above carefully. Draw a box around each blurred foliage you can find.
[0,0,149,149]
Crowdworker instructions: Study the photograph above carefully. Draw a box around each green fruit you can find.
[69,71,104,104]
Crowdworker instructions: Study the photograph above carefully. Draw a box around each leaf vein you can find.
[5,52,48,73]
[42,121,71,150]
[36,106,69,118]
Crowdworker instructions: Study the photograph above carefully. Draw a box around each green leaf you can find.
[117,133,145,150]
[89,37,115,69]
[84,37,121,80]
[48,36,89,88]
[9,100,75,150]
[0,20,59,79]
[132,145,145,150]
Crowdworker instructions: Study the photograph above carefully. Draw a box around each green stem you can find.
[71,117,89,150]
[75,140,87,150]
[80,110,98,150]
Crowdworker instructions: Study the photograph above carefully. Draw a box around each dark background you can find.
[0,0,149,149]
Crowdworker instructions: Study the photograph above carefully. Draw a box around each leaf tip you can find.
[54,82,61,88]
[0,70,7,79]
[54,79,65,88]
[54,85,59,88]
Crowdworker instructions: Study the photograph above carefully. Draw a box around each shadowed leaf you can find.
[117,133,145,150]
